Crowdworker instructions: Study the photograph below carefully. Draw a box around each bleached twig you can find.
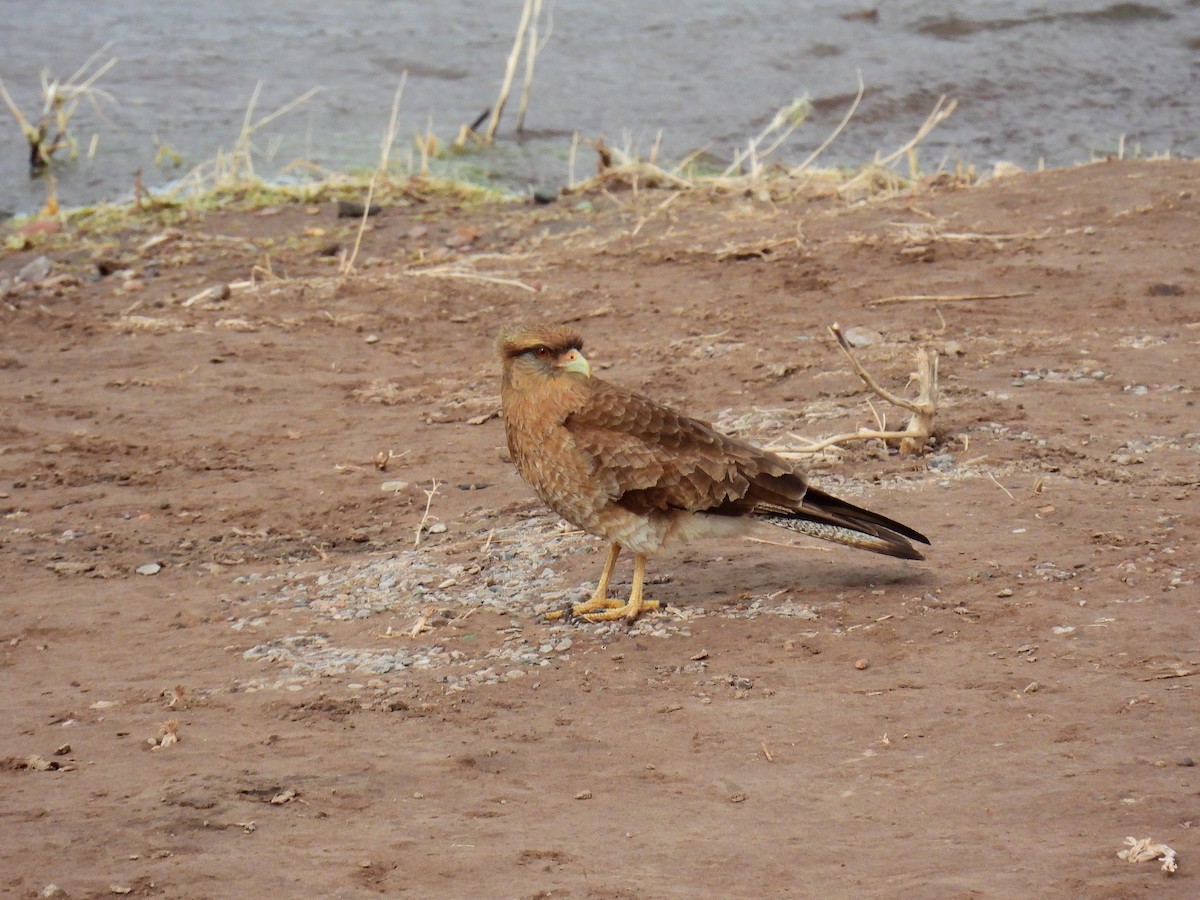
[414,479,442,550]
[867,291,1033,308]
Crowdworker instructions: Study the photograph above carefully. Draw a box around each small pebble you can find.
[997,588,1014,598]
[854,658,870,670]
[574,789,592,800]
[843,326,883,347]
[136,562,162,576]
[427,523,447,534]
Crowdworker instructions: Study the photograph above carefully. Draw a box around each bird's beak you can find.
[558,349,591,377]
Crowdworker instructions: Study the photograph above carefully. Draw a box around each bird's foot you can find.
[545,596,660,623]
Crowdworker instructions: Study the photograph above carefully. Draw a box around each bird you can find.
[496,323,929,622]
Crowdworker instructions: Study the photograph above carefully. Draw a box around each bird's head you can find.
[496,324,591,386]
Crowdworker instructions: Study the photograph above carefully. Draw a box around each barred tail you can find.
[757,486,929,560]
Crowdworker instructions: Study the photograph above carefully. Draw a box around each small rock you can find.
[445,225,480,248]
[364,334,379,344]
[997,587,1014,598]
[337,200,381,218]
[842,326,883,347]
[136,562,162,576]
[18,255,53,283]
[380,480,410,492]
[574,789,592,800]
[427,522,447,534]
[1147,282,1184,296]
[532,185,559,205]
[182,284,231,307]
[48,561,93,576]
[854,658,870,670]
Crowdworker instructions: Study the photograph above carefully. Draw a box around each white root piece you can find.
[772,323,937,458]
[1117,836,1178,874]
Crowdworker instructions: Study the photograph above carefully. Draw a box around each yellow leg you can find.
[543,545,660,623]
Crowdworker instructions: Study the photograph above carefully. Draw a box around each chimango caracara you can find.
[496,324,929,622]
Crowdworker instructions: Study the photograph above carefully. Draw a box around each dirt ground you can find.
[2,159,1198,898]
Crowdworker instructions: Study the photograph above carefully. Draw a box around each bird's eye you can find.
[533,346,552,359]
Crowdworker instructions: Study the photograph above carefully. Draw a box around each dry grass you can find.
[0,43,118,174]
[564,81,965,202]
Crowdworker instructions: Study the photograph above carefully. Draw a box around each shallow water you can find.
[2,0,1197,214]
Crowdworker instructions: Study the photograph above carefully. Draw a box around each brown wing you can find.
[564,378,805,517]
[565,377,930,558]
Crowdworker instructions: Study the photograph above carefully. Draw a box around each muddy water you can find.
[1,1,1196,214]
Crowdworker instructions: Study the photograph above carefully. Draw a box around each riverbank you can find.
[2,158,1197,896]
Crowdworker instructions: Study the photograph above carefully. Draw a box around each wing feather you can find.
[564,379,801,515]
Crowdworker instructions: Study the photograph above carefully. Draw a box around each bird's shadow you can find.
[585,549,933,613]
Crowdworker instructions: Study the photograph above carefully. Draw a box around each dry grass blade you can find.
[405,266,538,293]
[343,76,406,276]
[721,96,812,179]
[168,84,323,198]
[791,69,864,176]
[837,96,957,196]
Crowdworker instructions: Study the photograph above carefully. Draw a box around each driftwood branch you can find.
[771,323,938,458]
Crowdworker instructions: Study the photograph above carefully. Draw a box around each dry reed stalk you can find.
[343,76,406,276]
[485,0,537,140]
[515,0,548,132]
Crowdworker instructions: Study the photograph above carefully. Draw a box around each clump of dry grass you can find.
[166,82,325,200]
[564,77,965,203]
[0,43,118,174]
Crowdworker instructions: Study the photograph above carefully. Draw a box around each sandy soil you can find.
[2,159,1198,898]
